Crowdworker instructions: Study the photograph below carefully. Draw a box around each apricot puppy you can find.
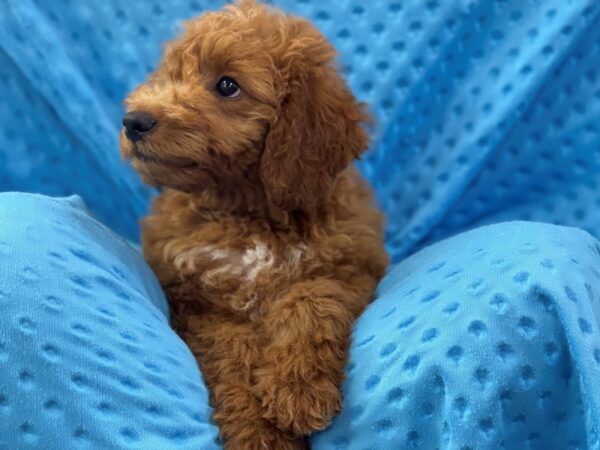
[121,1,388,448]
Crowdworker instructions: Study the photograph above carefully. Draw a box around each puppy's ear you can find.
[260,25,369,217]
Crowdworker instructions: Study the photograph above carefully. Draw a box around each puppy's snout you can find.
[123,111,156,142]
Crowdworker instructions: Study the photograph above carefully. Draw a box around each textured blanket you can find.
[0,194,599,449]
[1,0,599,261]
[1,1,600,449]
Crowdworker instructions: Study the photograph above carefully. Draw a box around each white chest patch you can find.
[241,242,275,281]
[173,240,286,283]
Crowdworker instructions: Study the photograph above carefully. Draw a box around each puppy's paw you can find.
[224,432,306,450]
[218,412,306,450]
[256,373,342,436]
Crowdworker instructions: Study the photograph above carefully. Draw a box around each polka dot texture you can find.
[2,1,600,445]
[0,193,220,450]
[1,200,600,448]
[1,1,600,253]
[367,0,600,261]
[312,222,600,450]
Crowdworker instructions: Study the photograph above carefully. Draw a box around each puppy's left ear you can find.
[260,24,369,217]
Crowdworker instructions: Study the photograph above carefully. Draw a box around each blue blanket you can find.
[0,194,221,450]
[1,1,600,449]
[1,193,599,449]
[1,0,600,261]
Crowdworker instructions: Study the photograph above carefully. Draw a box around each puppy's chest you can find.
[175,241,303,281]
[168,237,309,310]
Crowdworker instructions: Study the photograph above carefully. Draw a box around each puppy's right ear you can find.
[260,23,369,219]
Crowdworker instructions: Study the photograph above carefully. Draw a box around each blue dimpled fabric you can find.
[0,193,221,450]
[1,0,600,260]
[1,0,600,448]
[1,194,599,449]
[313,221,600,450]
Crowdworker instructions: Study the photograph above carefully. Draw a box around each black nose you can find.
[122,111,156,142]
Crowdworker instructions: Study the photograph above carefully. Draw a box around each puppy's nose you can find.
[122,111,156,142]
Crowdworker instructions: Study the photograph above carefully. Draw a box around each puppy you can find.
[121,1,388,448]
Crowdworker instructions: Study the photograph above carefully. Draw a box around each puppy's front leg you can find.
[253,279,356,437]
[184,314,307,450]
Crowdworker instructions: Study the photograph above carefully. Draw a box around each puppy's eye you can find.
[215,77,241,98]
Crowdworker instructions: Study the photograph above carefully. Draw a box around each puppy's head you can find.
[121,0,368,215]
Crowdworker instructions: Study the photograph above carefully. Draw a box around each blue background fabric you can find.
[1,0,600,449]
[1,0,600,261]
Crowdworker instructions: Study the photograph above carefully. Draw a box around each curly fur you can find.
[121,1,389,448]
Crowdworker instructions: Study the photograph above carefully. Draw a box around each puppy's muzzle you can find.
[122,111,156,142]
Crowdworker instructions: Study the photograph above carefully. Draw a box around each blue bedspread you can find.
[0,194,221,450]
[1,0,599,261]
[1,1,600,449]
[1,194,599,450]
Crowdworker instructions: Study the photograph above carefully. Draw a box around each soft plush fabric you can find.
[2,0,600,449]
[0,193,221,450]
[1,0,600,261]
[1,193,599,449]
[314,221,600,450]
